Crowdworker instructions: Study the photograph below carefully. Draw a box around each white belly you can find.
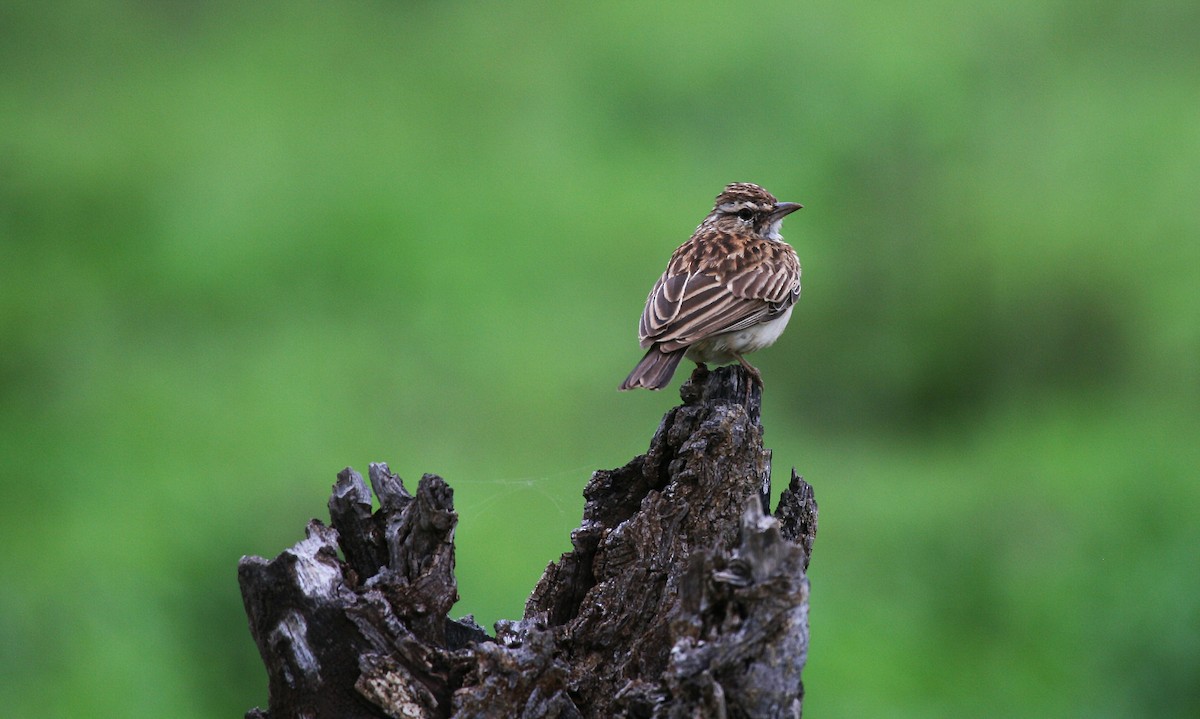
[684,307,794,364]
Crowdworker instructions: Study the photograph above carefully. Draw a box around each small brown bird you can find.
[619,182,803,391]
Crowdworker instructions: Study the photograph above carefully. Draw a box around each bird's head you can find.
[707,182,802,240]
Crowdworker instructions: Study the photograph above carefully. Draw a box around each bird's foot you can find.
[735,355,762,386]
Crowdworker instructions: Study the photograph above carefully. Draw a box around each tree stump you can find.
[239,365,818,718]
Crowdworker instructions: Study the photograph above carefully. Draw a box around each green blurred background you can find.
[2,1,1197,716]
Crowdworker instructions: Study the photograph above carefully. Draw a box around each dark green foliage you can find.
[1,1,1196,717]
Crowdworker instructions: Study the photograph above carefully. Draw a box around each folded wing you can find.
[638,248,799,352]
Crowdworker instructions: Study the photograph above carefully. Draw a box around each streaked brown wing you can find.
[638,254,799,351]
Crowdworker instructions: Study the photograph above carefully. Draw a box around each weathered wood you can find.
[240,364,817,718]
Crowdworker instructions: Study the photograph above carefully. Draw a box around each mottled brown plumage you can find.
[620,183,803,391]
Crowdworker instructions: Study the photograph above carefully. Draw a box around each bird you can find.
[619,182,803,391]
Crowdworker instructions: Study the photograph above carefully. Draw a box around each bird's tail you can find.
[619,347,687,391]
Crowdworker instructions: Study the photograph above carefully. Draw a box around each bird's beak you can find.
[771,202,803,221]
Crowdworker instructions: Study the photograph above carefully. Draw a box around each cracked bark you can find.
[239,364,818,718]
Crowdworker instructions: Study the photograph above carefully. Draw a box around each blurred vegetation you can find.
[1,0,1197,717]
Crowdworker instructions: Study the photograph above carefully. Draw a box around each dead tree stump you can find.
[239,365,818,718]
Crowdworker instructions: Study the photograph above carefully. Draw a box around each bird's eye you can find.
[737,209,753,222]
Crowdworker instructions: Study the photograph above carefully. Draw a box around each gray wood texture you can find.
[240,365,817,718]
